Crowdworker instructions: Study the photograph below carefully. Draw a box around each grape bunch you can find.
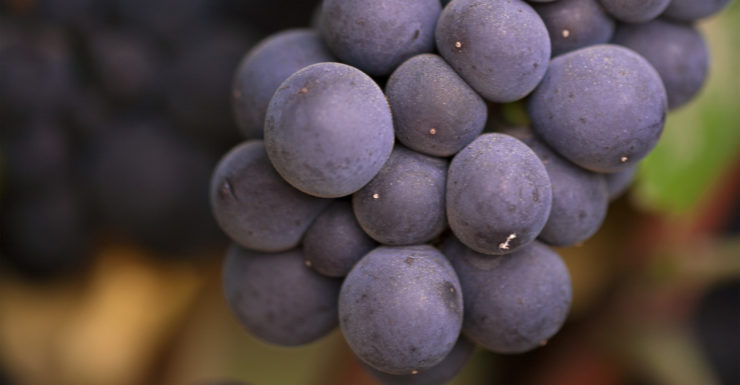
[214,0,733,383]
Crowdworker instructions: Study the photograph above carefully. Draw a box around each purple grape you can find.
[232,29,334,139]
[443,237,572,353]
[385,54,487,157]
[339,245,463,375]
[447,133,552,255]
[533,0,615,57]
[353,146,448,245]
[364,336,475,385]
[612,19,709,109]
[435,0,550,102]
[319,0,440,76]
[528,44,667,173]
[209,141,330,252]
[663,0,734,22]
[303,200,377,277]
[223,245,341,346]
[264,62,394,198]
[605,164,638,201]
[598,0,671,23]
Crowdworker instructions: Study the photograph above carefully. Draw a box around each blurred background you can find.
[0,0,739,385]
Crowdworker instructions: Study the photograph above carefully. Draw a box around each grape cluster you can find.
[216,0,733,383]
[0,0,258,276]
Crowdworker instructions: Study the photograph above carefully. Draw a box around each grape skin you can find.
[605,163,638,201]
[435,0,551,102]
[507,129,608,246]
[303,200,377,277]
[210,141,331,252]
[528,44,667,173]
[339,245,463,375]
[598,0,671,23]
[533,141,608,246]
[533,0,615,57]
[223,245,341,346]
[232,29,335,139]
[363,336,475,385]
[663,0,734,22]
[264,62,395,198]
[320,0,440,76]
[612,19,709,110]
[442,237,572,354]
[353,146,448,246]
[386,54,487,157]
[446,133,552,255]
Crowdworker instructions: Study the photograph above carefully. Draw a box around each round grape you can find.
[264,62,394,198]
[386,54,487,157]
[533,0,615,57]
[340,245,463,375]
[232,29,334,139]
[528,44,667,173]
[443,237,572,353]
[303,200,377,277]
[447,133,552,255]
[612,19,709,110]
[210,141,330,252]
[320,0,440,76]
[223,245,341,346]
[435,0,551,102]
[663,0,734,22]
[353,146,448,246]
[364,336,475,385]
[598,0,671,23]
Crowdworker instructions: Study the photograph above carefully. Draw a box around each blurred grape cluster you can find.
[0,0,322,277]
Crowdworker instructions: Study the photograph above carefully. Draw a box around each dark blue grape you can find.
[663,0,734,22]
[0,184,91,277]
[0,26,77,120]
[35,0,102,27]
[385,54,487,157]
[87,28,164,103]
[435,0,550,102]
[303,200,377,277]
[447,133,552,255]
[265,62,394,198]
[364,336,475,385]
[109,0,215,41]
[210,141,330,252]
[612,19,708,109]
[353,146,448,245]
[442,237,572,353]
[223,245,341,346]
[166,27,257,147]
[3,118,71,191]
[528,44,667,173]
[514,131,608,246]
[232,29,334,139]
[320,0,440,76]
[219,0,321,35]
[598,0,670,23]
[339,245,463,375]
[533,0,615,57]
[605,163,638,201]
[90,118,222,254]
